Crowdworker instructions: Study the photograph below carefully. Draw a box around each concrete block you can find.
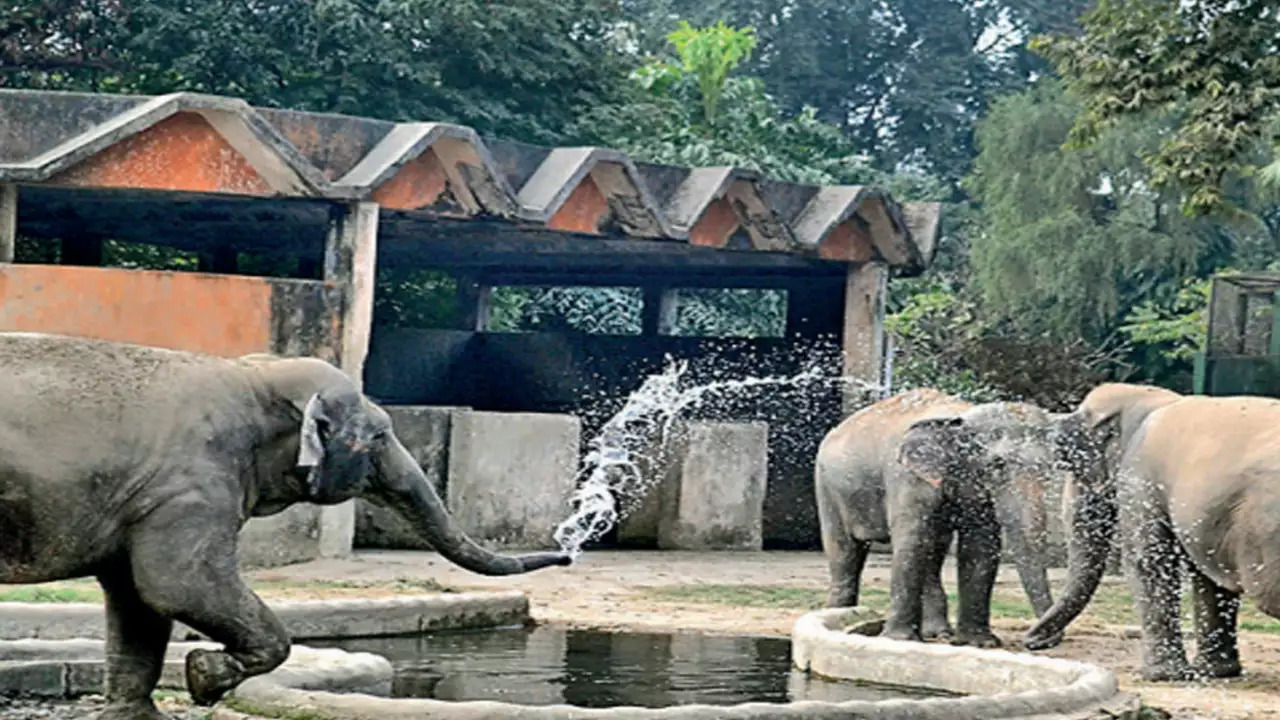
[238,504,322,570]
[355,406,460,550]
[657,421,768,551]
[447,411,580,549]
[613,424,670,547]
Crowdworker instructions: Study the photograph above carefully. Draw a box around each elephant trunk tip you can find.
[519,551,575,573]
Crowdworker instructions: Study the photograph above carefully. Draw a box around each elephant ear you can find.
[898,415,965,488]
[297,393,328,468]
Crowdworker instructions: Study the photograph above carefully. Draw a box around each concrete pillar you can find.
[0,184,15,263]
[454,276,492,331]
[317,200,379,558]
[641,286,678,335]
[841,262,888,415]
[657,421,768,550]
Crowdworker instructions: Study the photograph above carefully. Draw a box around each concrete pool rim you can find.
[0,600,1138,719]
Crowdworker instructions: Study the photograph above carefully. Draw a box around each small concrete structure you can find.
[446,411,581,550]
[662,422,769,550]
[354,405,461,550]
[1,88,945,556]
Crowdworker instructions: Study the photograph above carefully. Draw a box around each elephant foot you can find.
[1139,660,1196,683]
[951,630,1002,649]
[921,619,953,641]
[879,620,923,643]
[186,648,247,706]
[94,699,169,720]
[1191,656,1242,679]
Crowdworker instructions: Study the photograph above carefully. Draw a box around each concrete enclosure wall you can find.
[0,264,339,359]
[365,327,840,549]
[446,411,581,550]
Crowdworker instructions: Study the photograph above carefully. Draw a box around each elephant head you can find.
[243,355,572,576]
[897,401,1059,618]
[1023,383,1182,649]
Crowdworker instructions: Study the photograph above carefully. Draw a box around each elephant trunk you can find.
[1023,476,1115,650]
[374,438,572,576]
[996,475,1053,619]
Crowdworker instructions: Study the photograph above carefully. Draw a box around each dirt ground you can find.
[252,549,1280,720]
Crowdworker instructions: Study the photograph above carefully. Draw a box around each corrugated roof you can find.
[0,88,943,272]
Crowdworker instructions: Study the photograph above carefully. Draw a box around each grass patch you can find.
[640,582,1280,635]
[0,584,101,603]
[0,576,457,604]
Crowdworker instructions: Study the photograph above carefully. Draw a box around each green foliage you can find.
[1119,276,1216,363]
[574,20,887,186]
[1,0,630,144]
[966,78,1205,340]
[1032,0,1280,216]
[664,20,756,124]
[619,0,1093,185]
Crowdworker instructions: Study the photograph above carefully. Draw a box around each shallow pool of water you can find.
[316,626,957,708]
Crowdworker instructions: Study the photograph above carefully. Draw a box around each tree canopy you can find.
[1032,0,1280,215]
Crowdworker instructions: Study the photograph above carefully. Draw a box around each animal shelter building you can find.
[0,89,941,565]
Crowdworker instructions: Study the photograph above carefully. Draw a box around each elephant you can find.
[814,388,1058,649]
[0,332,572,720]
[1020,383,1280,682]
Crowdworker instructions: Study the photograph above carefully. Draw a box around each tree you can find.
[1,0,630,144]
[617,0,1093,185]
[968,78,1218,340]
[1032,0,1280,215]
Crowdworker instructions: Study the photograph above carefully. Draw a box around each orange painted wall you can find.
[0,265,274,357]
[688,198,740,248]
[547,175,608,234]
[48,112,274,196]
[371,149,449,211]
[818,220,875,262]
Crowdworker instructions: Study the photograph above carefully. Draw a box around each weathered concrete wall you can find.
[0,264,340,361]
[658,422,769,550]
[355,405,460,550]
[446,411,580,549]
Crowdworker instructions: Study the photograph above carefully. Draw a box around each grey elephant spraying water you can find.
[0,333,572,720]
[815,389,1059,648]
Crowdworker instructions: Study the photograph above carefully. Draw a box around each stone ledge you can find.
[0,591,529,642]
[0,640,393,700]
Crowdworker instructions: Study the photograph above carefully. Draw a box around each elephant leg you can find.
[921,530,953,640]
[1189,568,1241,678]
[96,570,173,720]
[880,514,934,642]
[819,487,869,608]
[953,518,1001,648]
[129,504,291,707]
[1120,489,1191,681]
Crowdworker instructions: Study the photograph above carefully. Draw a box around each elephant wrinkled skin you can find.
[814,388,1058,649]
[0,333,572,720]
[1022,383,1280,682]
